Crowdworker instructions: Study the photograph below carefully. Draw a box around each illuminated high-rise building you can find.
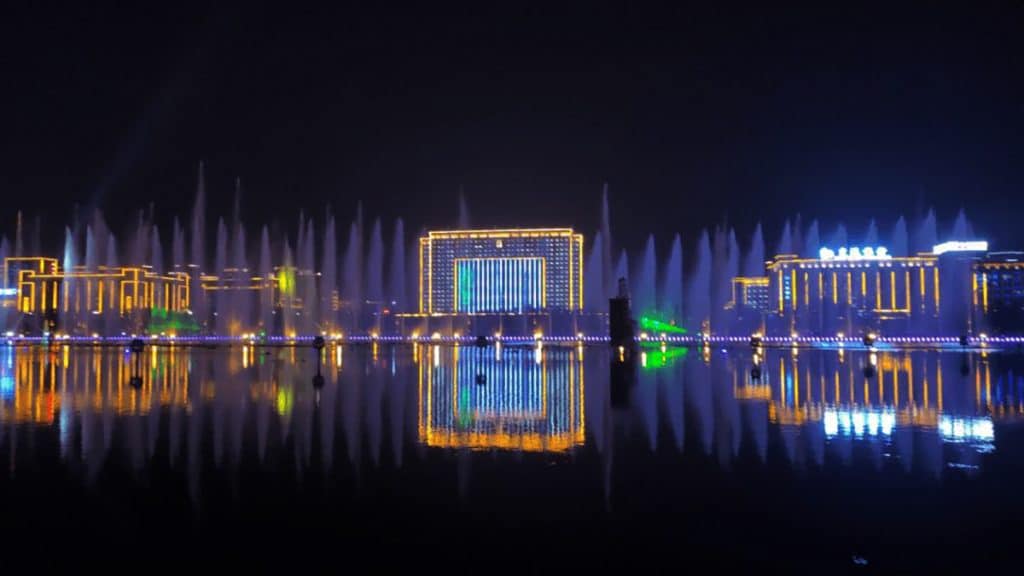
[418,228,584,315]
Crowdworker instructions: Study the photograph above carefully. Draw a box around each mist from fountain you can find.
[829,223,848,249]
[600,184,614,305]
[584,232,605,314]
[864,219,879,245]
[804,220,820,258]
[913,208,937,254]
[14,211,23,257]
[300,218,316,335]
[367,219,384,308]
[258,226,273,333]
[281,239,295,336]
[614,249,629,290]
[951,208,972,239]
[686,230,712,333]
[190,163,207,327]
[744,223,765,277]
[172,218,186,275]
[777,220,793,256]
[892,216,908,256]
[387,219,406,314]
[635,234,657,317]
[150,225,163,317]
[661,233,684,323]
[214,218,228,333]
[103,233,118,335]
[458,189,471,229]
[62,227,76,330]
[342,219,363,331]
[321,214,338,331]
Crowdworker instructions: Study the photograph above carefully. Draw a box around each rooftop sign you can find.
[818,246,891,261]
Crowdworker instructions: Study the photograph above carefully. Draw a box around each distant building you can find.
[1,256,323,336]
[725,276,769,333]
[764,247,940,336]
[418,228,584,314]
[410,228,584,336]
[731,239,1024,337]
[976,252,1024,334]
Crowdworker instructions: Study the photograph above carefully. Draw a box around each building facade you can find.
[418,228,584,315]
[740,240,1024,337]
[976,252,1024,334]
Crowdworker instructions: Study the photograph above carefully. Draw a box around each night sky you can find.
[2,2,1022,252]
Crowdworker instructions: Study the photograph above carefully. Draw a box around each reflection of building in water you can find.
[418,345,585,452]
[733,350,1020,454]
[0,346,194,423]
[0,345,325,425]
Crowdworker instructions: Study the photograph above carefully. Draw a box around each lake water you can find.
[1,343,1022,571]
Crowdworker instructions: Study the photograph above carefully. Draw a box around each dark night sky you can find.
[1,2,1022,253]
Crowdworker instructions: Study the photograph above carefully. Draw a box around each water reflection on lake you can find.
[1,343,1023,570]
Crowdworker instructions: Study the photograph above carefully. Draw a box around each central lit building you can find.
[419,228,583,315]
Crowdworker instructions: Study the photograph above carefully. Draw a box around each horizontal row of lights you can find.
[5,332,1024,346]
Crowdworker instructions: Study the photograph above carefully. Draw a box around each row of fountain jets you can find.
[0,166,975,335]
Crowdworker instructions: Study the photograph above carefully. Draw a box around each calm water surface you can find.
[1,343,1023,571]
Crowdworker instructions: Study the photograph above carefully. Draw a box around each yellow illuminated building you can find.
[417,228,584,315]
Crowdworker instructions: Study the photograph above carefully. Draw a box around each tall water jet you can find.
[62,227,76,332]
[84,225,97,273]
[792,214,804,257]
[172,218,186,275]
[614,250,629,287]
[129,210,149,271]
[829,223,848,248]
[457,187,471,229]
[190,162,207,329]
[743,223,765,277]
[584,232,605,314]
[600,183,614,305]
[635,234,657,317]
[258,226,273,333]
[660,233,684,322]
[686,230,712,333]
[342,220,363,331]
[710,226,731,331]
[231,209,249,331]
[864,219,879,245]
[951,208,972,239]
[301,218,316,335]
[387,219,406,313]
[150,226,163,314]
[892,216,909,256]
[0,238,8,329]
[804,220,820,258]
[406,231,421,316]
[281,239,295,336]
[724,229,740,333]
[104,233,119,335]
[14,211,23,257]
[321,213,338,330]
[367,219,384,305]
[29,214,41,257]
[913,208,937,254]
[776,220,793,255]
[214,218,228,333]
